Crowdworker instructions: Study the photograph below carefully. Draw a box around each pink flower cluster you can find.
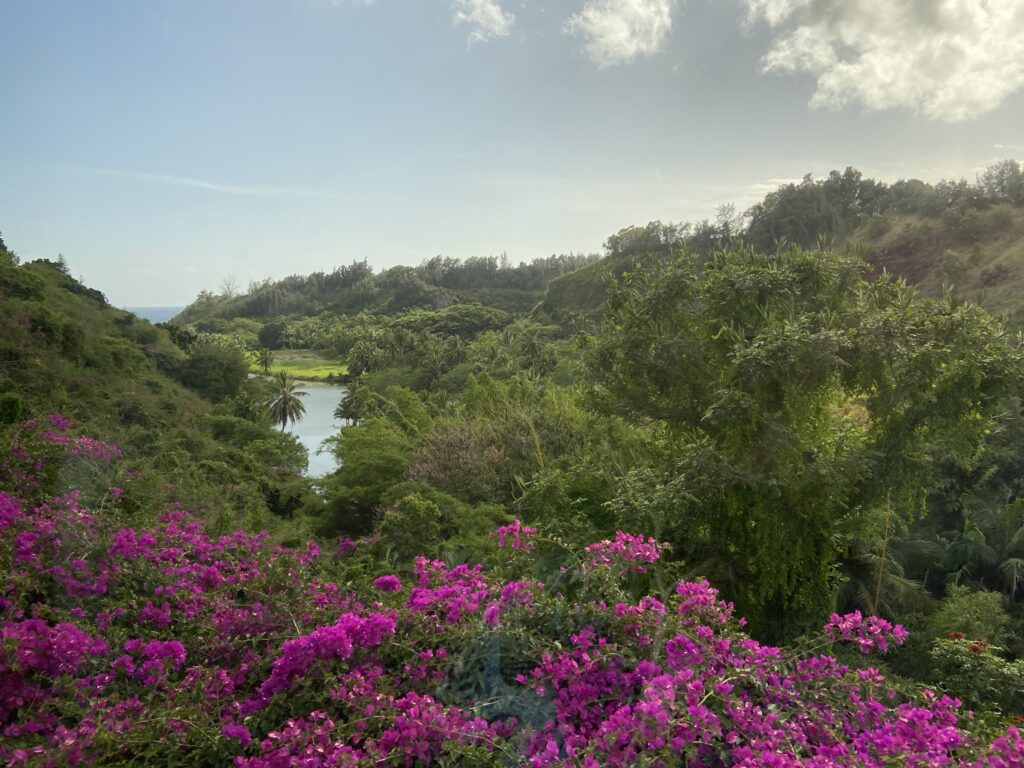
[2,619,109,678]
[0,492,22,529]
[495,517,538,551]
[824,610,910,654]
[584,531,667,572]
[0,417,1021,768]
[43,434,123,462]
[372,574,403,593]
[675,579,739,626]
[407,556,489,624]
[113,638,187,686]
[253,612,397,703]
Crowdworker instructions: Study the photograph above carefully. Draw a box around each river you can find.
[286,381,347,477]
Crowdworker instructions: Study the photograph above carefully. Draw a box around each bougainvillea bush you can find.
[1,418,1023,766]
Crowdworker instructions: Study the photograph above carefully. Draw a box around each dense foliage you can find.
[588,245,1021,637]
[177,254,599,328]
[2,421,1024,767]
[4,159,1024,763]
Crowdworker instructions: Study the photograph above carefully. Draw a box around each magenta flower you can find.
[585,531,667,572]
[221,723,252,746]
[494,518,538,552]
[373,574,403,593]
[823,610,909,653]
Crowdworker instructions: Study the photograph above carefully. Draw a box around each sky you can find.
[1,0,1023,306]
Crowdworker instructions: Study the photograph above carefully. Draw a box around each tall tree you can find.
[265,371,307,432]
[588,244,1022,639]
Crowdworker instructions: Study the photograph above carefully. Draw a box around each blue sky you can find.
[1,0,1022,306]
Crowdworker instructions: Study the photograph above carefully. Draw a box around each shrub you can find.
[2,422,1024,766]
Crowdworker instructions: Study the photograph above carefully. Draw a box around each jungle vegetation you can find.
[5,161,1024,722]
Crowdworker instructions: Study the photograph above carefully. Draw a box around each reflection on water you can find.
[285,381,347,477]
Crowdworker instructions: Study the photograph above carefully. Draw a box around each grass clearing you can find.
[251,349,348,381]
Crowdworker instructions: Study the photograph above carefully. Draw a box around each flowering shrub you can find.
[929,635,1024,714]
[1,419,1023,766]
[373,574,403,593]
[0,415,122,506]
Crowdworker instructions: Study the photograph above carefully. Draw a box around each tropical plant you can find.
[835,534,938,618]
[334,379,383,424]
[256,347,274,375]
[947,489,1024,603]
[265,371,307,431]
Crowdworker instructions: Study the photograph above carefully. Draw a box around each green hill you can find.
[853,205,1024,322]
[0,238,320,531]
[539,162,1024,327]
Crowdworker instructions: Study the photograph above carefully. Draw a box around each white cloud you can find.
[742,0,811,28]
[565,0,678,68]
[452,0,515,43]
[744,0,1024,121]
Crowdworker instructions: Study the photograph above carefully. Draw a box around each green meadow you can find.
[253,349,348,381]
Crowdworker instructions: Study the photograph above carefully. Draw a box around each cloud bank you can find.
[332,0,1024,122]
[744,0,1024,121]
[565,0,678,68]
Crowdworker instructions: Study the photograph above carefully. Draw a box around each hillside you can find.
[539,162,1024,326]
[171,162,1024,340]
[176,253,600,327]
[853,205,1024,321]
[0,239,320,530]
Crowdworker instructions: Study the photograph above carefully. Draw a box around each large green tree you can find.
[588,244,1022,639]
[179,342,249,402]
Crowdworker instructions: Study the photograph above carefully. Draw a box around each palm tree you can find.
[835,535,938,617]
[257,348,274,376]
[334,379,383,424]
[832,496,939,618]
[265,371,307,431]
[947,489,1024,605]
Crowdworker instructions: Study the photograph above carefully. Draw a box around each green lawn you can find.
[252,349,348,381]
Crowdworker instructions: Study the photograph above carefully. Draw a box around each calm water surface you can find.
[286,381,347,477]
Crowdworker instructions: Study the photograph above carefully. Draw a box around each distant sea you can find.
[126,306,186,324]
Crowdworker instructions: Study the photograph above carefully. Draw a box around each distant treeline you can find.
[178,159,1024,329]
[178,252,601,324]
